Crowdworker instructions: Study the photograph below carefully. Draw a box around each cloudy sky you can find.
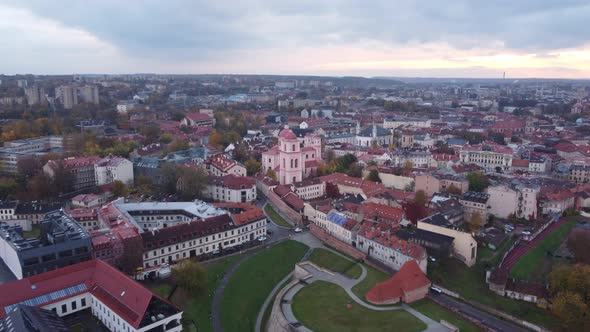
[1,0,590,78]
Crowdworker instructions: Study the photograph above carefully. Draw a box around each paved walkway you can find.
[256,241,451,332]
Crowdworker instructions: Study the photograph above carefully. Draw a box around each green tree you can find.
[161,163,180,194]
[140,125,161,144]
[244,158,261,176]
[467,172,490,192]
[178,167,209,200]
[0,178,17,199]
[172,260,207,295]
[135,175,153,196]
[365,169,381,183]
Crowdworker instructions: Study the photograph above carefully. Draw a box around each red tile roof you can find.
[278,128,297,140]
[511,159,530,168]
[210,174,255,190]
[365,260,430,305]
[0,260,180,328]
[360,202,405,224]
[185,112,214,123]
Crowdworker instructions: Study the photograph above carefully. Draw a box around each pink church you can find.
[262,126,322,185]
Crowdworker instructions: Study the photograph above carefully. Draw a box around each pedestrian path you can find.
[259,241,451,332]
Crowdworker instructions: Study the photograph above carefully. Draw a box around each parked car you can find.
[430,286,442,295]
[294,227,302,233]
[258,236,267,242]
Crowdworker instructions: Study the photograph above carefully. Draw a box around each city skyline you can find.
[1,0,590,78]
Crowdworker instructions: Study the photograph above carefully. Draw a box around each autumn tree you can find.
[266,168,277,181]
[326,182,340,198]
[551,292,590,331]
[549,264,590,331]
[568,230,590,264]
[445,183,462,195]
[160,163,180,194]
[172,260,207,295]
[27,173,53,201]
[467,212,484,232]
[118,237,143,275]
[112,180,128,197]
[244,158,261,176]
[403,160,414,172]
[365,169,382,183]
[414,190,427,207]
[139,125,161,144]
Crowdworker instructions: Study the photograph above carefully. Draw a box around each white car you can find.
[258,236,267,242]
[294,227,302,233]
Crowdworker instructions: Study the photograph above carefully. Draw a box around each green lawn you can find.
[510,219,577,280]
[428,256,558,330]
[148,283,173,298]
[220,240,309,332]
[146,254,244,332]
[23,224,41,239]
[264,204,293,228]
[292,281,426,332]
[351,264,390,301]
[308,248,362,279]
[410,299,482,332]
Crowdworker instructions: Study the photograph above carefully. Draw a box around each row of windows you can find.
[146,222,266,259]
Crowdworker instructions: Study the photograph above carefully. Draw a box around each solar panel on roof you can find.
[4,283,87,314]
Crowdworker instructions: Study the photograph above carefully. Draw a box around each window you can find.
[61,304,67,314]
[72,301,77,310]
[82,298,86,307]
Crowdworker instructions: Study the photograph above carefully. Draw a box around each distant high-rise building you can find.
[55,85,78,109]
[24,86,45,106]
[16,79,27,88]
[77,85,99,104]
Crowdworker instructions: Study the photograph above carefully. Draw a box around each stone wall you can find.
[267,188,303,224]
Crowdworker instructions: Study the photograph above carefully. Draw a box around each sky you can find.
[1,0,590,78]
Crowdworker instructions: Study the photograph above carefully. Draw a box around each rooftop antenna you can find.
[503,72,506,80]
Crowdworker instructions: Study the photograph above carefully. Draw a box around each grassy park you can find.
[350,263,390,300]
[264,204,293,228]
[510,219,577,280]
[308,248,362,279]
[292,281,425,332]
[220,240,308,332]
[147,254,244,332]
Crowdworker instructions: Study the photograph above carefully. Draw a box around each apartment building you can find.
[206,154,247,177]
[459,191,490,222]
[417,214,477,267]
[0,136,63,174]
[0,212,92,279]
[293,178,326,200]
[414,172,469,197]
[43,156,101,192]
[94,155,134,186]
[357,221,428,273]
[207,174,257,203]
[487,184,539,220]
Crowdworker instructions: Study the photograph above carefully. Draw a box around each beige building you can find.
[487,184,539,220]
[361,168,414,190]
[414,172,469,197]
[459,144,513,171]
[459,191,489,223]
[418,214,477,267]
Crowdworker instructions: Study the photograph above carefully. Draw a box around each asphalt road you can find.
[432,294,526,332]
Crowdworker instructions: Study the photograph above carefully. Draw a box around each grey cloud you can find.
[4,0,590,59]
